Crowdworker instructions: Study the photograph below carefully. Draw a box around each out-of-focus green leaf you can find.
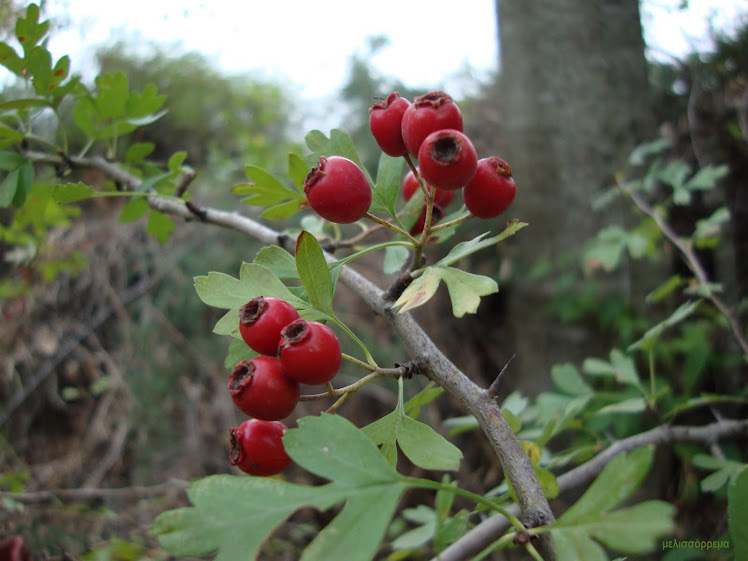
[728,467,748,560]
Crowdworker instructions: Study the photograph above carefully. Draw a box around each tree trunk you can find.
[493,0,656,392]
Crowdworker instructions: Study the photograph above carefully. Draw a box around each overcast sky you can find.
[36,0,747,101]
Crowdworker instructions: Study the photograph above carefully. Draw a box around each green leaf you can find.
[684,164,729,191]
[628,300,701,352]
[304,129,364,171]
[224,338,257,369]
[301,487,403,561]
[628,138,670,166]
[693,206,729,242]
[194,263,304,311]
[383,245,410,274]
[584,501,675,554]
[0,167,19,207]
[153,413,411,561]
[397,415,462,471]
[151,475,343,561]
[646,275,687,304]
[288,152,308,188]
[535,466,559,499]
[167,151,187,173]
[0,42,24,75]
[582,349,639,386]
[370,152,403,216]
[728,467,748,561]
[285,413,400,484]
[13,160,33,207]
[392,266,498,318]
[552,447,674,558]
[434,220,528,268]
[235,165,304,211]
[51,182,95,204]
[295,231,334,315]
[552,363,593,395]
[146,210,175,244]
[119,197,149,222]
[439,267,498,318]
[253,246,299,280]
[125,142,155,164]
[363,379,462,472]
[392,267,443,314]
[559,446,655,524]
[594,397,647,415]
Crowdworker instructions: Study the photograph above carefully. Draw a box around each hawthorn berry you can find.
[228,356,300,420]
[278,319,342,385]
[369,92,411,157]
[401,91,463,156]
[410,204,445,236]
[417,129,477,191]
[463,157,516,218]
[402,170,455,209]
[229,418,292,476]
[303,156,372,224]
[239,296,300,356]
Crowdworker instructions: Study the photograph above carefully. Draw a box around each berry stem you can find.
[364,212,419,244]
[429,212,474,232]
[406,477,528,534]
[299,366,407,401]
[341,352,377,372]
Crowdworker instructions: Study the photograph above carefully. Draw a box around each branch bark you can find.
[431,418,748,561]
[41,153,557,557]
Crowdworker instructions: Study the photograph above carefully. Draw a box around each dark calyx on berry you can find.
[430,134,462,164]
[228,360,252,391]
[239,297,267,325]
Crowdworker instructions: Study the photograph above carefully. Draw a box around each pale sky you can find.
[35,0,747,102]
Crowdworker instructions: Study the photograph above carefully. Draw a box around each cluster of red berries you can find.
[370,91,516,224]
[227,296,342,476]
[301,90,515,230]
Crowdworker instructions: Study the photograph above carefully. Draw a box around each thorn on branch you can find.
[185,200,208,221]
[488,354,516,398]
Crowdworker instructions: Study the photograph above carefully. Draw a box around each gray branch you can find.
[42,153,557,557]
[431,418,748,561]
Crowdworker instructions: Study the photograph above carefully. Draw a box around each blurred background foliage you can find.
[0,1,747,559]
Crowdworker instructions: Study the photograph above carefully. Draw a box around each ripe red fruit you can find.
[417,129,477,191]
[303,156,372,224]
[239,296,300,356]
[228,356,300,420]
[463,157,516,218]
[369,92,411,157]
[0,536,31,561]
[278,319,342,385]
[402,170,455,209]
[410,204,445,236]
[401,91,463,156]
[229,418,292,476]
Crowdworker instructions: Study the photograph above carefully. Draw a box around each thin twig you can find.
[431,418,748,561]
[0,479,189,505]
[626,186,748,357]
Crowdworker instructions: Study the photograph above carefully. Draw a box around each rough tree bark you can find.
[494,0,656,391]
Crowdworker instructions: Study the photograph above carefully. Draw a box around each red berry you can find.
[402,170,455,209]
[401,91,463,156]
[0,537,31,561]
[410,204,445,236]
[303,156,372,224]
[239,296,300,356]
[228,356,300,420]
[229,418,292,476]
[278,319,342,385]
[417,129,477,191]
[463,157,516,218]
[369,92,411,157]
